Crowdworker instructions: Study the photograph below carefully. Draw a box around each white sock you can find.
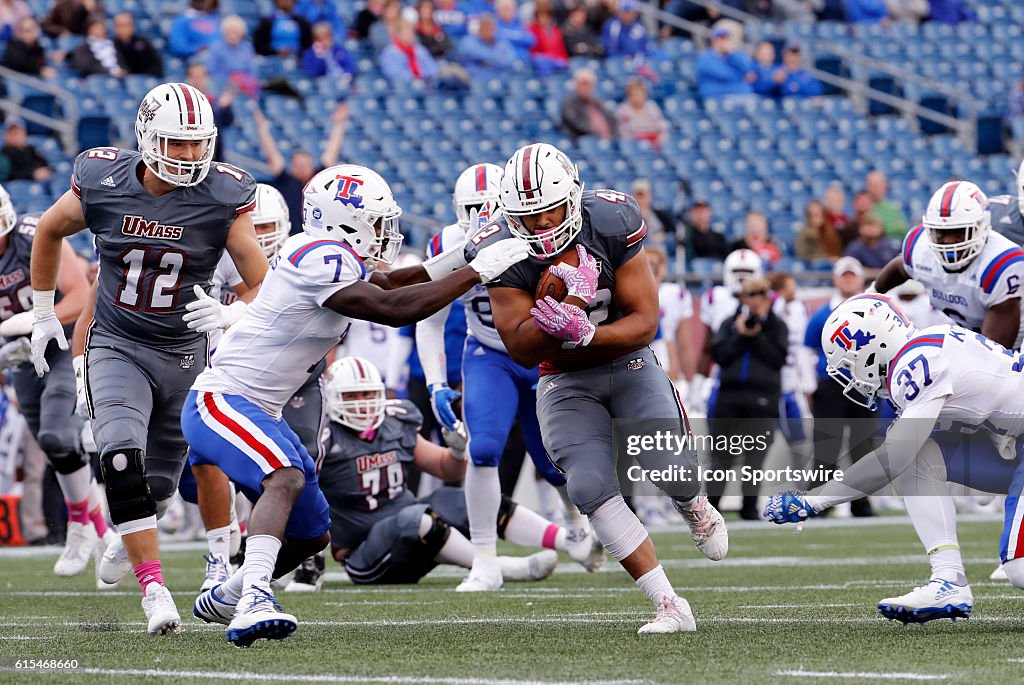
[206,525,231,561]
[240,534,281,593]
[635,564,675,606]
[55,463,93,504]
[435,527,475,567]
[465,464,501,557]
[503,505,565,550]
[218,568,245,604]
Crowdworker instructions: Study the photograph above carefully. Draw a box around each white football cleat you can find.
[877,579,973,624]
[455,556,503,592]
[201,553,231,591]
[565,525,606,573]
[498,550,558,582]
[673,496,729,561]
[226,586,297,647]
[99,534,133,584]
[54,521,98,577]
[193,583,237,625]
[990,563,1008,581]
[95,530,119,589]
[637,594,697,634]
[141,583,182,635]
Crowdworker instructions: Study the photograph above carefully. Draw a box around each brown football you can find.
[534,248,581,303]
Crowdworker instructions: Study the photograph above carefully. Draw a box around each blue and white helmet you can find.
[453,163,502,230]
[822,294,916,409]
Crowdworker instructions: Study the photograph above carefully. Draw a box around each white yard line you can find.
[775,669,948,681]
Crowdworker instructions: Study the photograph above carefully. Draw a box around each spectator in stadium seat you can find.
[841,188,874,244]
[865,170,908,240]
[682,198,729,261]
[353,0,385,40]
[730,211,782,266]
[0,0,32,43]
[302,21,357,79]
[615,77,668,150]
[3,16,55,79]
[795,200,842,262]
[381,18,440,83]
[927,0,975,25]
[528,0,568,76]
[771,0,821,21]
[369,0,403,55]
[69,15,127,78]
[1007,77,1024,161]
[562,6,603,58]
[167,0,220,59]
[2,119,52,181]
[432,0,469,42]
[295,0,345,37]
[822,183,852,244]
[886,0,928,24]
[185,62,235,162]
[112,12,163,77]
[631,178,676,256]
[601,0,648,60]
[774,40,823,98]
[495,0,535,60]
[205,14,259,95]
[254,100,348,235]
[696,22,755,99]
[560,67,617,140]
[416,0,454,59]
[843,212,899,269]
[253,0,314,57]
[457,13,520,80]
[751,40,777,97]
[845,0,888,24]
[42,0,101,38]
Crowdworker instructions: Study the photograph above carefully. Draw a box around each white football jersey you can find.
[902,226,1024,347]
[429,222,505,352]
[700,285,738,333]
[658,282,694,342]
[887,325,1024,439]
[194,234,366,417]
[891,293,950,329]
[772,296,811,394]
[336,319,400,382]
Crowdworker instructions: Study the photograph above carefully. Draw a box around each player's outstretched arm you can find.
[53,240,90,326]
[982,297,1021,350]
[411,434,466,482]
[369,263,431,290]
[326,269,482,328]
[872,256,910,293]
[30,190,87,292]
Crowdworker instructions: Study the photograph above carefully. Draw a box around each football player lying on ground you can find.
[318,356,605,585]
[766,294,1024,624]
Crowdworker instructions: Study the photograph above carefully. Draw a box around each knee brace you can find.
[1003,558,1024,590]
[566,470,617,516]
[419,508,451,553]
[47,450,87,475]
[155,497,173,519]
[100,449,156,525]
[495,496,517,539]
[588,495,648,562]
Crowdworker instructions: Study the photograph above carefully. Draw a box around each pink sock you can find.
[66,498,90,526]
[541,524,560,550]
[133,560,163,594]
[89,506,109,537]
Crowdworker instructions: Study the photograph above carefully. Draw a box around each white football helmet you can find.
[0,184,16,238]
[135,82,217,187]
[251,183,289,258]
[325,356,387,433]
[453,163,502,229]
[1016,158,1024,216]
[723,249,764,294]
[499,143,584,258]
[922,180,990,272]
[822,294,916,409]
[301,164,403,271]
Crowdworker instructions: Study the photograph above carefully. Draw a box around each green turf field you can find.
[1,516,1022,684]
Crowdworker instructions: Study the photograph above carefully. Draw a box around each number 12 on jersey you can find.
[116,247,186,312]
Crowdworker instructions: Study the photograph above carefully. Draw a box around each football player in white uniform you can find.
[184,164,530,646]
[871,180,1024,586]
[767,294,1024,623]
[648,246,693,382]
[990,159,1024,246]
[769,272,815,464]
[416,164,602,592]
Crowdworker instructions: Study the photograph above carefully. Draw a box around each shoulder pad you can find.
[385,399,423,430]
[427,223,467,259]
[582,190,645,244]
[463,218,513,261]
[71,147,133,197]
[990,194,1013,206]
[202,162,258,213]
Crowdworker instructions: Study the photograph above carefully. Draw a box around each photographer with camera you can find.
[706,277,788,519]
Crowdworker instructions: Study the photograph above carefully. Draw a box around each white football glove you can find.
[441,423,468,461]
[0,337,32,371]
[469,238,531,282]
[0,311,33,338]
[183,284,247,333]
[30,290,67,377]
[73,354,88,417]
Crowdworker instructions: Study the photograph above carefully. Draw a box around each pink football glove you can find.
[548,245,600,304]
[531,296,596,348]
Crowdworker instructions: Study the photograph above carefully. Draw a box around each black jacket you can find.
[253,13,314,56]
[3,39,47,75]
[711,306,788,399]
[116,34,164,76]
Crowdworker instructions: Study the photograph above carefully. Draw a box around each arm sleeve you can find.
[415,304,452,388]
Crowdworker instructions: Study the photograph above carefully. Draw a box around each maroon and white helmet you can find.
[135,82,217,187]
[0,184,16,237]
[251,183,289,258]
[325,356,387,432]
[499,143,584,258]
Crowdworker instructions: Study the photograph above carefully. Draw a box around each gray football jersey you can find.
[317,400,422,551]
[990,195,1024,247]
[0,213,61,323]
[72,147,256,351]
[476,190,648,374]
